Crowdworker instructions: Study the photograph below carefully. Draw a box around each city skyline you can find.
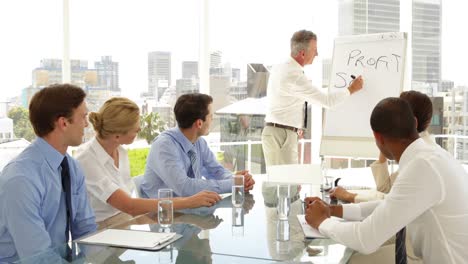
[1,1,467,101]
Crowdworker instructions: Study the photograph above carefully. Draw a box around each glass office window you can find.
[0,0,62,108]
[70,0,200,142]
[207,0,337,172]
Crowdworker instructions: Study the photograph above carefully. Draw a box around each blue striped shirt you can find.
[0,138,97,262]
[141,127,232,198]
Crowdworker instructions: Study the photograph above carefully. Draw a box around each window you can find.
[0,0,62,105]
[70,0,200,141]
[1,1,468,170]
[208,0,336,172]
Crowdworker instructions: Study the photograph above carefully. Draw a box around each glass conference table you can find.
[17,175,353,264]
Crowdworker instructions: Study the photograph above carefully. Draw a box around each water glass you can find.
[158,188,173,199]
[232,207,244,226]
[232,175,244,207]
[276,221,291,255]
[277,184,291,220]
[158,188,173,227]
[158,200,173,228]
[276,220,290,241]
[231,207,244,237]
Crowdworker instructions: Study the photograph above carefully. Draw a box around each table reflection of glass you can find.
[16,175,353,264]
[232,207,244,237]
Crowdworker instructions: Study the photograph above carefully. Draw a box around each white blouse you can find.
[75,137,135,222]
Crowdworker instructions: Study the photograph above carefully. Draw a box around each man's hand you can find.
[243,193,255,214]
[297,129,304,138]
[329,186,357,203]
[236,170,255,192]
[188,191,221,208]
[305,200,331,229]
[304,196,324,207]
[348,75,364,94]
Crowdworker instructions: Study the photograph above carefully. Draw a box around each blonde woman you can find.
[76,97,220,229]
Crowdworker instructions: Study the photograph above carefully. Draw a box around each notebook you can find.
[296,215,326,238]
[75,229,181,250]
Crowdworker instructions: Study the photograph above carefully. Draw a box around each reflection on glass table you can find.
[15,242,284,264]
[15,175,353,264]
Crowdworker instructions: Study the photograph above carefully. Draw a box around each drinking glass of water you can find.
[158,189,173,228]
[276,220,290,241]
[231,207,244,237]
[277,184,291,220]
[158,188,173,199]
[232,175,244,207]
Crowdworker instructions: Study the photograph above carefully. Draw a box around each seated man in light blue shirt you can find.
[141,93,255,198]
[0,84,97,262]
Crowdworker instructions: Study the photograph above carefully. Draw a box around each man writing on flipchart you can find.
[262,29,364,166]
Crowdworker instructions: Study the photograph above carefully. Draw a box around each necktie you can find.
[395,227,407,264]
[188,149,200,179]
[303,101,308,128]
[61,156,73,241]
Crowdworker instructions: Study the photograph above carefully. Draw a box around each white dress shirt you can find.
[265,57,350,128]
[354,131,439,202]
[319,138,468,264]
[75,138,135,222]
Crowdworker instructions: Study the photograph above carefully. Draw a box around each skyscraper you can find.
[148,51,171,100]
[231,68,241,83]
[32,59,95,89]
[32,59,62,87]
[177,61,199,99]
[95,56,120,92]
[182,61,198,79]
[338,0,400,36]
[337,0,442,92]
[210,50,222,69]
[412,0,442,92]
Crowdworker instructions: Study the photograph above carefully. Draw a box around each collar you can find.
[288,56,304,71]
[398,138,426,168]
[419,130,430,138]
[169,127,196,154]
[35,137,67,170]
[89,137,114,166]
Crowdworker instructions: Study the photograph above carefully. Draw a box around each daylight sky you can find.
[0,0,466,101]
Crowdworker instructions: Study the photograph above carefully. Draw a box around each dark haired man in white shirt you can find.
[305,97,468,264]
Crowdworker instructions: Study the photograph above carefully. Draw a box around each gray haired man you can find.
[262,29,363,166]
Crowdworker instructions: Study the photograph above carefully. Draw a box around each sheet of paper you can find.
[219,193,232,199]
[296,215,326,238]
[79,229,176,249]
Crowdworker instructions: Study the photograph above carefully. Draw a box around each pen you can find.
[350,75,356,80]
[334,178,341,187]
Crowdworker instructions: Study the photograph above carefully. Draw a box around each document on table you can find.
[76,229,181,250]
[297,215,326,238]
[219,193,232,199]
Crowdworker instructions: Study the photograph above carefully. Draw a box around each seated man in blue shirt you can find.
[0,84,97,262]
[141,93,255,198]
